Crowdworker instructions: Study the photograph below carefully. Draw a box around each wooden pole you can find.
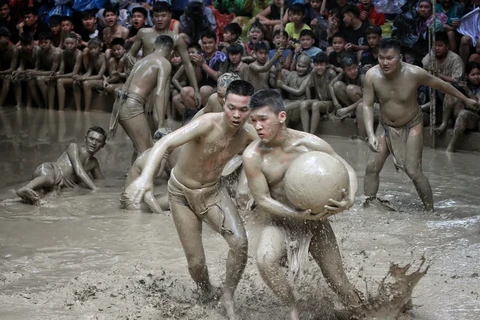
[429,0,437,149]
[276,0,285,81]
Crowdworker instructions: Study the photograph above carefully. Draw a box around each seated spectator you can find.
[180,0,216,45]
[102,5,129,52]
[225,44,248,78]
[256,0,289,41]
[219,22,244,54]
[270,29,292,70]
[15,33,40,108]
[392,0,444,61]
[248,42,283,91]
[16,7,49,43]
[470,39,480,63]
[181,31,227,109]
[0,0,19,44]
[358,0,385,26]
[326,0,349,12]
[48,15,62,47]
[342,5,369,53]
[244,19,270,58]
[326,7,345,54]
[422,32,465,134]
[329,54,364,121]
[358,25,382,73]
[125,7,148,50]
[0,27,18,107]
[436,0,465,52]
[328,32,347,72]
[447,61,480,152]
[104,37,127,94]
[309,0,329,51]
[293,29,322,62]
[285,3,311,48]
[79,10,103,49]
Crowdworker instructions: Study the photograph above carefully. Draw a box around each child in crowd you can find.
[326,7,345,53]
[220,22,244,54]
[329,32,347,72]
[16,126,107,205]
[358,0,385,26]
[358,25,382,73]
[270,30,292,71]
[276,54,312,125]
[285,3,311,48]
[53,32,82,111]
[447,62,480,152]
[244,19,269,58]
[76,38,106,112]
[342,5,369,52]
[256,0,288,41]
[104,37,127,94]
[48,15,62,47]
[329,54,364,120]
[309,0,329,51]
[102,5,129,54]
[300,52,337,133]
[0,27,18,107]
[248,42,283,91]
[14,33,39,108]
[226,44,248,78]
[125,7,148,50]
[32,32,61,110]
[79,10,103,49]
[291,29,322,71]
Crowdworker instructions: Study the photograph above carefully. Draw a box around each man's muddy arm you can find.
[342,98,363,113]
[171,65,185,92]
[250,50,283,73]
[362,71,376,139]
[329,73,342,108]
[243,147,309,219]
[90,160,105,180]
[66,144,96,190]
[278,73,311,95]
[84,58,107,80]
[127,30,142,61]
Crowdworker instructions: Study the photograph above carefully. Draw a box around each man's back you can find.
[125,52,171,98]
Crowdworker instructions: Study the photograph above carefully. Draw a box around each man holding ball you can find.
[242,89,363,320]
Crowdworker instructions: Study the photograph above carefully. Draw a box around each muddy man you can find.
[124,80,257,320]
[362,38,480,211]
[242,89,362,320]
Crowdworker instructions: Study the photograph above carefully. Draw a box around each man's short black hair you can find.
[20,32,33,44]
[289,3,306,15]
[103,4,119,17]
[342,5,360,18]
[0,27,10,38]
[365,25,382,37]
[111,37,125,47]
[273,29,288,39]
[132,6,148,18]
[153,1,172,14]
[61,16,74,24]
[224,22,242,38]
[312,52,329,64]
[299,29,314,39]
[340,53,358,68]
[0,0,9,8]
[248,89,285,114]
[226,80,254,98]
[23,7,38,16]
[87,126,107,141]
[378,37,402,53]
[227,44,244,55]
[49,15,61,26]
[37,31,51,41]
[435,31,449,45]
[253,42,269,53]
[81,10,96,20]
[332,32,346,42]
[155,34,174,49]
[201,30,217,42]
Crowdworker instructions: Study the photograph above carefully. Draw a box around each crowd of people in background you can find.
[0,0,479,152]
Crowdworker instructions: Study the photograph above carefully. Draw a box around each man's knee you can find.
[460,35,472,46]
[57,79,66,87]
[333,81,346,92]
[83,81,91,89]
[227,232,248,254]
[180,86,194,99]
[199,86,214,97]
[404,163,423,180]
[365,160,381,176]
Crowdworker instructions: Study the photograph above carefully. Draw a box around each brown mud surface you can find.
[0,108,479,319]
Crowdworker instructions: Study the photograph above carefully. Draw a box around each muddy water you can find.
[0,107,479,320]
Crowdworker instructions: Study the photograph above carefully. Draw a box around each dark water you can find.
[0,107,479,319]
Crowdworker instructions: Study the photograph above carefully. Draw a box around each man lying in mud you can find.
[16,126,107,205]
[242,89,363,320]
[124,80,257,320]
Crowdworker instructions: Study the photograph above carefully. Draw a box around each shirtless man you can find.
[102,6,128,54]
[31,32,61,110]
[242,89,362,320]
[248,42,283,91]
[12,33,38,108]
[300,52,337,133]
[104,37,126,94]
[124,80,257,319]
[276,54,312,126]
[0,27,18,107]
[16,126,106,205]
[109,35,174,158]
[77,38,106,112]
[53,33,82,111]
[362,38,480,211]
[128,1,200,127]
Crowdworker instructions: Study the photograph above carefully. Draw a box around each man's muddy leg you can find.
[256,225,299,320]
[120,114,153,156]
[180,86,196,110]
[83,80,103,112]
[35,79,48,105]
[47,82,56,110]
[309,220,361,309]
[13,81,22,107]
[16,173,56,203]
[27,79,44,108]
[355,102,367,137]
[435,96,456,134]
[300,100,311,133]
[364,126,390,198]
[170,201,213,295]
[404,123,433,211]
[447,110,479,152]
[0,76,12,106]
[73,82,82,111]
[200,85,215,108]
[154,75,171,129]
[57,78,73,111]
[346,84,362,103]
[205,189,248,320]
[333,81,351,106]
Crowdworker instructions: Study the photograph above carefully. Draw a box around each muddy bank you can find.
[0,108,479,319]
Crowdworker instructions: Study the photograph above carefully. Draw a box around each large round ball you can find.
[284,151,350,214]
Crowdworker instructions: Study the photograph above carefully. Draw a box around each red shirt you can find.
[358,4,385,26]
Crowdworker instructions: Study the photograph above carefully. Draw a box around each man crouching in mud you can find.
[16,127,107,205]
[124,80,257,319]
[362,38,480,211]
[242,89,363,320]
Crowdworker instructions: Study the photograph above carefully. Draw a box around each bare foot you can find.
[362,196,399,212]
[195,285,221,304]
[434,124,447,135]
[220,292,239,320]
[16,187,40,205]
[286,303,300,320]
